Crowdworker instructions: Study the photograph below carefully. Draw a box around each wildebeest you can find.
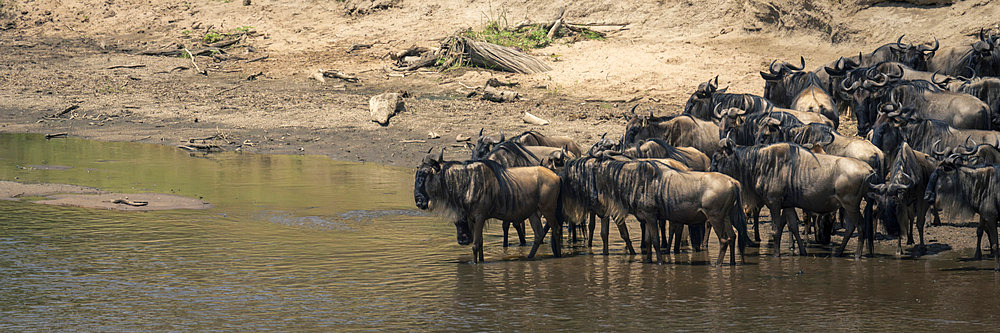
[761,57,838,127]
[711,141,878,258]
[623,108,722,156]
[939,77,1000,125]
[621,138,711,171]
[683,76,775,122]
[471,129,583,160]
[719,108,805,146]
[475,140,579,247]
[869,142,936,255]
[559,157,748,265]
[871,107,1000,160]
[413,150,564,262]
[844,77,991,135]
[928,29,1000,77]
[865,35,939,71]
[924,157,1000,270]
[786,123,884,174]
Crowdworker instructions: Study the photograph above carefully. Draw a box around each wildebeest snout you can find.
[455,222,473,245]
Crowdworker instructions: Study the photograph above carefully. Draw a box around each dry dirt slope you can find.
[1,0,997,101]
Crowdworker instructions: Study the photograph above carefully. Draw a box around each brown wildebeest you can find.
[712,141,879,258]
[560,156,749,265]
[925,155,1000,271]
[414,149,564,262]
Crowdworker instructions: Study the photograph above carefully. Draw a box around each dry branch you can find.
[112,198,149,206]
[106,64,146,70]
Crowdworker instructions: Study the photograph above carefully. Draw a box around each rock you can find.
[456,134,471,142]
[523,112,550,126]
[310,70,326,83]
[369,92,405,126]
[427,131,440,139]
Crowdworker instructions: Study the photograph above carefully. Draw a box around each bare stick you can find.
[106,64,146,69]
[184,48,206,76]
[246,55,268,63]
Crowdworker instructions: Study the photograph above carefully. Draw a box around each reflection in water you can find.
[1,133,1000,330]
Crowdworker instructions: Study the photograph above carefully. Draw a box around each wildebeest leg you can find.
[784,209,808,256]
[670,222,683,254]
[838,208,863,259]
[569,219,578,243]
[689,223,706,252]
[768,205,786,257]
[709,218,735,266]
[701,221,712,252]
[659,219,669,251]
[915,202,928,254]
[975,223,984,261]
[639,222,648,255]
[527,216,548,258]
[601,216,611,255]
[615,218,637,255]
[931,206,942,226]
[588,213,596,248]
[864,201,875,256]
[473,217,486,263]
[896,207,912,256]
[502,220,511,248]
[751,207,762,243]
[550,216,563,258]
[985,217,1000,271]
[637,215,663,263]
[515,219,527,246]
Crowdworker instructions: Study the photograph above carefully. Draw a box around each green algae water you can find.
[1,133,1000,330]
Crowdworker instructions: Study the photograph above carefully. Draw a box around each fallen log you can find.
[45,132,68,139]
[440,36,551,74]
[112,198,149,206]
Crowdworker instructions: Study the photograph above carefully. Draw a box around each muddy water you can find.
[2,133,1000,330]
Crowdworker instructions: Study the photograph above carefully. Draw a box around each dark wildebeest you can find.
[924,157,1000,271]
[786,123,884,174]
[843,76,991,135]
[413,150,564,262]
[471,129,583,160]
[937,77,1000,125]
[683,77,832,126]
[586,136,712,252]
[559,157,748,265]
[623,108,722,156]
[869,142,937,255]
[622,138,711,171]
[712,141,879,258]
[871,106,1000,160]
[718,108,805,146]
[864,35,939,71]
[761,57,838,127]
[475,140,578,247]
[928,29,1000,77]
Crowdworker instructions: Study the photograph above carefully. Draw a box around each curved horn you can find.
[498,130,505,143]
[841,77,861,92]
[931,71,947,88]
[712,75,719,88]
[896,35,911,50]
[601,132,607,139]
[438,147,446,162]
[932,140,950,157]
[921,36,939,53]
[786,56,805,71]
[980,28,987,42]
[426,147,434,154]
[714,104,726,119]
[478,128,484,137]
[869,73,890,87]
[768,59,781,74]
[889,64,904,79]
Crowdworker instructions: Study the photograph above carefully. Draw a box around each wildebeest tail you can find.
[731,186,749,255]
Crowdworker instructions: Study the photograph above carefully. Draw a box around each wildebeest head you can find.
[923,154,964,205]
[623,105,655,145]
[710,138,738,174]
[587,132,622,156]
[683,76,725,119]
[840,71,891,135]
[886,35,938,71]
[471,129,505,159]
[413,148,445,210]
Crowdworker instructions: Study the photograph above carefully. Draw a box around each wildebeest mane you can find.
[789,123,835,146]
[481,140,541,167]
[712,93,774,114]
[434,159,519,217]
[633,138,692,165]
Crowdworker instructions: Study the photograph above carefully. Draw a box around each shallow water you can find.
[1,133,1000,330]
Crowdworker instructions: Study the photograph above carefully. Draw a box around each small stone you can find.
[427,131,440,139]
[456,134,470,142]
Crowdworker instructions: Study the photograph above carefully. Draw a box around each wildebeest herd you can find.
[414,29,1000,269]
